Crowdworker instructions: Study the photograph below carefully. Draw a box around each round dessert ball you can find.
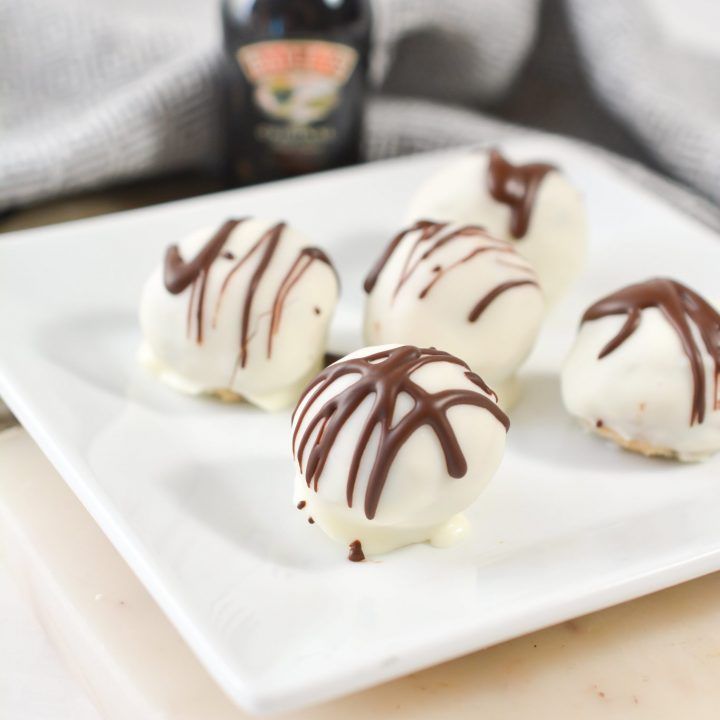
[363,221,544,406]
[561,278,720,461]
[291,345,510,558]
[405,148,587,303]
[139,217,339,410]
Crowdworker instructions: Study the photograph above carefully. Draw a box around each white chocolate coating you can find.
[292,345,508,556]
[406,150,587,303]
[139,218,339,410]
[363,223,544,402]
[561,308,720,461]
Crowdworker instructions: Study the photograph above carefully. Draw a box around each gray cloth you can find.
[1,0,719,218]
[365,97,720,233]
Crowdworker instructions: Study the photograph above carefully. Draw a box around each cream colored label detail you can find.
[237,40,358,125]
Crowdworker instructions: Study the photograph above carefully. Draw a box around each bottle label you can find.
[237,40,358,126]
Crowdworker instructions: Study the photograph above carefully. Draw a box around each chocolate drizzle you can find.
[163,218,335,371]
[364,220,538,321]
[267,247,333,358]
[392,223,490,300]
[364,220,445,294]
[468,280,538,322]
[348,540,365,562]
[164,219,244,343]
[582,278,720,425]
[487,148,555,239]
[238,222,284,368]
[292,346,509,520]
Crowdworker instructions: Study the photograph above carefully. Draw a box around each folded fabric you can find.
[1,0,718,213]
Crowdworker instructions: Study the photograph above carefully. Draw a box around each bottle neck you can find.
[223,0,369,37]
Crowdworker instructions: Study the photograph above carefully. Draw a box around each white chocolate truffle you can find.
[139,218,339,410]
[291,345,509,558]
[363,221,544,405]
[561,278,720,461]
[406,148,586,303]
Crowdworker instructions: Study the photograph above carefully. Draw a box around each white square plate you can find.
[1,137,720,715]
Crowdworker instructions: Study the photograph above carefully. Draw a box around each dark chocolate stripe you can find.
[366,221,537,324]
[468,279,538,322]
[163,218,244,344]
[164,219,243,295]
[239,223,285,368]
[487,149,554,239]
[418,244,513,300]
[363,221,446,294]
[582,278,720,425]
[267,247,334,358]
[392,224,489,299]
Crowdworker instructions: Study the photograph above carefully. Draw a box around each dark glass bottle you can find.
[222,0,371,185]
